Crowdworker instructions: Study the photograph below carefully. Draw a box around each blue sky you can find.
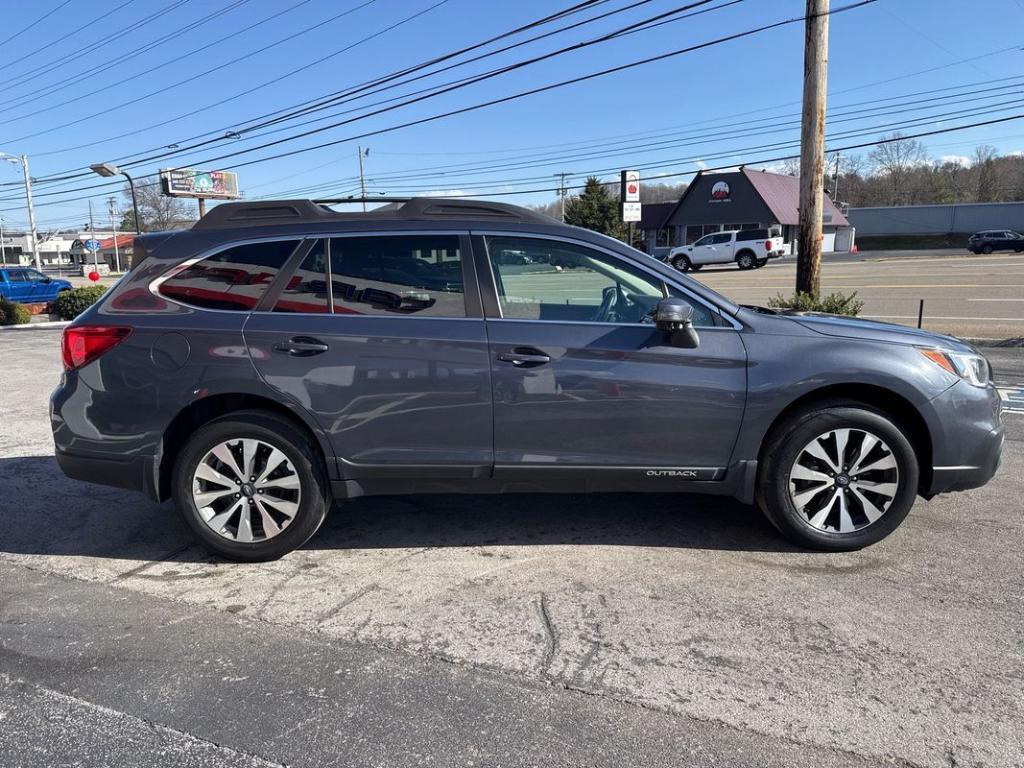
[1,0,1023,231]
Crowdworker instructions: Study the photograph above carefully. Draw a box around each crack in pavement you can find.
[535,592,558,677]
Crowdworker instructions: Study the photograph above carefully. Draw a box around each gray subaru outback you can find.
[51,198,1004,560]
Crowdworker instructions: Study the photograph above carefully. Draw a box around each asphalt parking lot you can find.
[690,250,1024,340]
[1,329,1022,767]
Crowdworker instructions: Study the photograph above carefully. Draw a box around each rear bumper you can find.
[54,447,159,500]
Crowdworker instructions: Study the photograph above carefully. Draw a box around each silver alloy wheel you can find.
[191,438,301,543]
[788,428,899,533]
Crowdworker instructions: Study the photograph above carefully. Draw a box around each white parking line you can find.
[998,386,1024,415]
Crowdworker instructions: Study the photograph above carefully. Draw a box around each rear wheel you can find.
[689,264,703,272]
[982,244,993,254]
[754,258,768,268]
[756,404,919,550]
[671,254,693,272]
[172,411,329,561]
[736,251,756,270]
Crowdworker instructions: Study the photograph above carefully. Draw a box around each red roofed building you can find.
[644,168,853,256]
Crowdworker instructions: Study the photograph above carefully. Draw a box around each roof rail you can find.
[192,196,558,230]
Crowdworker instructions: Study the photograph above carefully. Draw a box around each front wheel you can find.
[172,411,330,561]
[982,244,994,254]
[736,251,756,270]
[756,404,919,550]
[671,254,693,272]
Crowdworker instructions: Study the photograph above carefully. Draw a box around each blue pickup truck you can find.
[0,267,72,303]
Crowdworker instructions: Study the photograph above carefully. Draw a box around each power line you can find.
[0,0,194,92]
[0,0,879,212]
[0,0,382,129]
[17,0,620,171]
[0,0,141,76]
[12,0,720,190]
[0,0,74,48]
[1,0,263,111]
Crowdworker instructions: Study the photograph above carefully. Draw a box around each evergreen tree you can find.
[564,176,626,240]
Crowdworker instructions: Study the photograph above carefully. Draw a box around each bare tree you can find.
[121,176,195,232]
[868,133,929,204]
[973,144,1001,202]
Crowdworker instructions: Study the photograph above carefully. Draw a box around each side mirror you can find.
[654,298,700,348]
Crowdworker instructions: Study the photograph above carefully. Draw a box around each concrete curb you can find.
[966,337,1024,349]
[0,320,70,331]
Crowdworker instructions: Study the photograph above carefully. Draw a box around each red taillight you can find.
[61,326,132,371]
[765,240,772,251]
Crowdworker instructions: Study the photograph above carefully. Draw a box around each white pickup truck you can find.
[667,228,785,272]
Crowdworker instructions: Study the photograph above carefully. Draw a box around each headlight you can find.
[920,348,991,387]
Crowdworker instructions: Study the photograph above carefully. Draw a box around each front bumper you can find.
[924,381,1004,495]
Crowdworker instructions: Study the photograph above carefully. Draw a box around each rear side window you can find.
[331,235,465,317]
[272,235,465,317]
[159,240,299,311]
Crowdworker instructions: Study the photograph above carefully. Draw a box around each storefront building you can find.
[642,168,852,255]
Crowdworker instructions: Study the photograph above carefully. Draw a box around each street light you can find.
[89,163,141,234]
[0,151,41,270]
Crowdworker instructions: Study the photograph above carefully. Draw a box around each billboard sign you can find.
[160,168,240,199]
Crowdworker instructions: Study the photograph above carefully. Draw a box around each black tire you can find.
[982,244,993,254]
[736,251,756,270]
[689,264,703,272]
[756,402,919,551]
[172,410,330,561]
[671,254,693,272]
[754,258,768,268]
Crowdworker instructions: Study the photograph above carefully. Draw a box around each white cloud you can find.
[938,154,972,167]
[419,189,469,198]
[693,159,708,170]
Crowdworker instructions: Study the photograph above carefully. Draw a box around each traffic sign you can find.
[621,201,642,222]
[84,239,101,252]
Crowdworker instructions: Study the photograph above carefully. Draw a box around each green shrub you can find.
[766,290,864,316]
[52,286,108,321]
[0,296,32,325]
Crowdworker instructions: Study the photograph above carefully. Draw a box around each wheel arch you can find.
[757,383,934,494]
[157,392,332,502]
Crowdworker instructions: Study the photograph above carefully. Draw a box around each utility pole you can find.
[357,146,369,212]
[108,196,121,273]
[554,171,572,222]
[796,0,829,297]
[0,216,6,267]
[1,153,41,270]
[21,155,40,271]
[88,200,99,273]
[832,152,841,201]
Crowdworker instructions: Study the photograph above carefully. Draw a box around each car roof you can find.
[192,197,560,231]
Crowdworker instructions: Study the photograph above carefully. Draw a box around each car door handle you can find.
[497,348,551,367]
[273,336,329,357]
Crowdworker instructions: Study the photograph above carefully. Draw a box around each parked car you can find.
[667,228,785,272]
[51,198,1003,561]
[967,230,1024,254]
[0,267,72,303]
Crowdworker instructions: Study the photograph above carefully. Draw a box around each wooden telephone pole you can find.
[796,0,829,296]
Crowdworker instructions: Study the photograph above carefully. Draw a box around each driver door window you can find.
[485,236,715,326]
